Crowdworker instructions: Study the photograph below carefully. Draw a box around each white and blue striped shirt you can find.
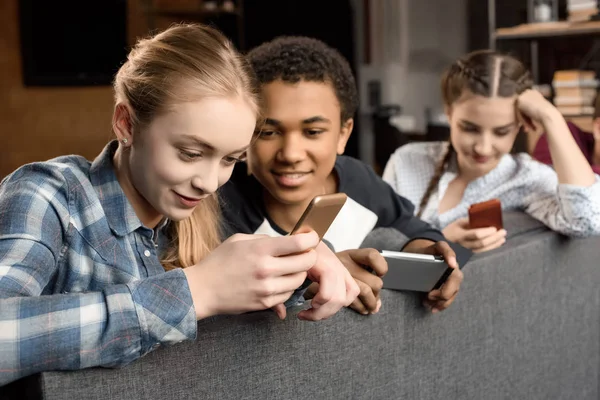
[383,141,600,237]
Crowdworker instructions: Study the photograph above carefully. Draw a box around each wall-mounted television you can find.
[18,0,128,86]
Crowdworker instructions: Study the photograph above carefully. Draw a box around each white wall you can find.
[354,0,467,162]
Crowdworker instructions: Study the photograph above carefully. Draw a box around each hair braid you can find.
[514,70,533,93]
[417,144,455,217]
[456,59,490,90]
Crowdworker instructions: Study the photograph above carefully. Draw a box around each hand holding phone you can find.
[336,248,387,315]
[273,193,358,322]
[442,217,507,253]
[380,251,453,293]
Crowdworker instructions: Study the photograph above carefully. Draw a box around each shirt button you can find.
[144,250,151,257]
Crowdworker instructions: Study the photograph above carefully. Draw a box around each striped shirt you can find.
[382,141,600,237]
[0,141,196,386]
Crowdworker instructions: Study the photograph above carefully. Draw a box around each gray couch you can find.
[2,212,599,400]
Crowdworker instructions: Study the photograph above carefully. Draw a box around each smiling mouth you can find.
[472,155,490,164]
[176,192,203,201]
[271,171,311,188]
[272,171,310,178]
[173,191,205,208]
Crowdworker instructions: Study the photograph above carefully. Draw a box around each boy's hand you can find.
[403,239,464,313]
[336,249,388,315]
[443,218,506,253]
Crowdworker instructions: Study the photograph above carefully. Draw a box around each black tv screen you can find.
[18,0,128,86]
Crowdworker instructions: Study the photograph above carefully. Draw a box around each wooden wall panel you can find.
[0,0,149,178]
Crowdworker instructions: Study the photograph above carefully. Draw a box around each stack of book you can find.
[567,0,599,22]
[553,70,598,117]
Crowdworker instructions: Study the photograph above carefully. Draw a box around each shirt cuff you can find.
[400,231,445,248]
[127,269,197,355]
[557,174,600,198]
[555,175,600,236]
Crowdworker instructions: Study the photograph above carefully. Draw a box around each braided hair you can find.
[417,50,533,217]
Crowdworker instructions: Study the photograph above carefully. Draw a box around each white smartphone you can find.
[380,250,453,292]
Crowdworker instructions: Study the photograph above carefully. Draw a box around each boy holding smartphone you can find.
[220,37,471,315]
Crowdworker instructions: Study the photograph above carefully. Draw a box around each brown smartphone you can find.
[468,198,503,230]
[290,193,348,240]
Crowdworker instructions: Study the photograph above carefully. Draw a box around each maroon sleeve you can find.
[532,134,552,166]
[532,121,595,167]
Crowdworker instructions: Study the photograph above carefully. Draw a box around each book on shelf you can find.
[553,70,596,82]
[567,0,599,10]
[568,4,598,12]
[552,71,599,99]
[556,104,595,115]
[553,86,598,98]
[554,80,599,88]
[568,7,599,21]
[552,70,599,117]
[554,96,595,107]
[568,9,599,21]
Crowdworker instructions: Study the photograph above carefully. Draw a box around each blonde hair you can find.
[113,23,261,270]
[417,50,532,217]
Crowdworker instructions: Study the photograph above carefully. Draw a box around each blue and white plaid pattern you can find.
[383,141,600,237]
[0,142,196,386]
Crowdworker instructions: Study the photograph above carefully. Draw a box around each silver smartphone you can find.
[380,250,453,292]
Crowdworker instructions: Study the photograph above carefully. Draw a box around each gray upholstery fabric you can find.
[2,212,599,400]
[359,226,409,251]
[501,211,549,238]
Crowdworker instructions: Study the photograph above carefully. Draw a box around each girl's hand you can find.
[442,218,507,253]
[516,89,561,132]
[296,242,360,321]
[183,232,320,319]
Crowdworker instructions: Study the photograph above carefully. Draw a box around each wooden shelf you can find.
[495,20,600,40]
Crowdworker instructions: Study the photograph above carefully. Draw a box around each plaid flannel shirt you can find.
[0,142,197,386]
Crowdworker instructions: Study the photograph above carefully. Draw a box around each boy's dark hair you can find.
[246,36,358,121]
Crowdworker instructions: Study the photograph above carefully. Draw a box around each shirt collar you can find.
[444,144,514,185]
[89,141,144,236]
[472,153,513,187]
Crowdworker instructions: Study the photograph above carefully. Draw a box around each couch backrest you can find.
[3,213,599,400]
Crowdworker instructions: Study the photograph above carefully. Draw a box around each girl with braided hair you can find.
[383,50,600,253]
